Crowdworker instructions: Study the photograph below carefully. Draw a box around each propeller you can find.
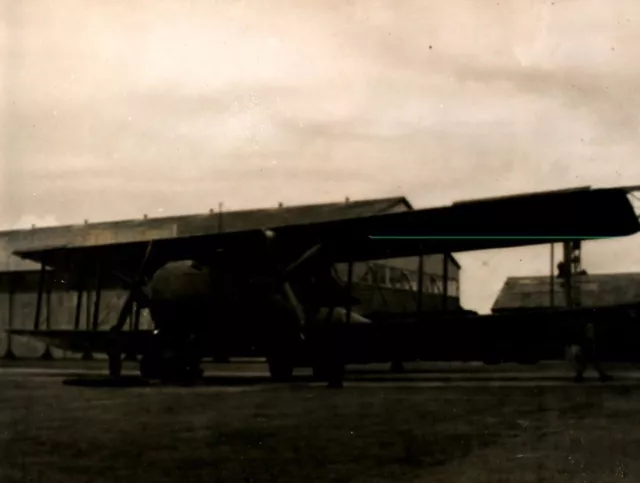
[110,241,154,333]
[263,232,350,335]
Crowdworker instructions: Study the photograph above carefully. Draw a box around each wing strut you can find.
[345,261,353,324]
[442,253,450,311]
[74,288,83,330]
[417,253,424,315]
[549,243,555,308]
[40,272,54,360]
[33,262,46,331]
[2,273,16,360]
[82,282,94,360]
[92,262,104,331]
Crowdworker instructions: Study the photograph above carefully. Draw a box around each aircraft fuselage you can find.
[143,258,361,350]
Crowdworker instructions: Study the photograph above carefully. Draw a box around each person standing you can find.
[571,321,613,383]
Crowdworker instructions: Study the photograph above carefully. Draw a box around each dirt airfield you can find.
[1,360,640,483]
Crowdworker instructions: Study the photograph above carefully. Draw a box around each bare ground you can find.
[1,363,640,483]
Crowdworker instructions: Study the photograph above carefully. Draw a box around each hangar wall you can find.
[0,219,179,358]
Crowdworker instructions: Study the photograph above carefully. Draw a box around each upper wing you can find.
[12,186,640,275]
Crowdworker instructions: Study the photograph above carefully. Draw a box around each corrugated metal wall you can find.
[0,219,179,357]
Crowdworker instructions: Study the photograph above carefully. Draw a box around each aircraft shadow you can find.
[62,376,154,388]
[61,374,319,388]
[59,372,640,388]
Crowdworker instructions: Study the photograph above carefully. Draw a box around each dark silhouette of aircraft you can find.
[7,185,640,385]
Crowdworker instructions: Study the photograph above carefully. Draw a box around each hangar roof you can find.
[1,196,412,241]
[492,273,640,312]
[3,196,461,271]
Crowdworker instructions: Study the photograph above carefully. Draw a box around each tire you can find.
[326,362,345,389]
[108,351,123,378]
[312,362,328,381]
[139,354,162,379]
[268,356,294,381]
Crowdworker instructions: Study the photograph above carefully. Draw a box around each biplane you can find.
[6,185,640,384]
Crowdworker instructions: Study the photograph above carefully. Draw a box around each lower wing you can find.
[7,330,154,355]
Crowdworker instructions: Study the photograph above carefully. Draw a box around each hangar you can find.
[0,196,461,358]
[492,272,640,313]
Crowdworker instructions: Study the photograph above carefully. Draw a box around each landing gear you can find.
[139,351,203,384]
[108,349,123,378]
[326,362,344,389]
[138,332,203,384]
[265,315,300,382]
[107,333,124,378]
[312,363,328,381]
[267,355,295,381]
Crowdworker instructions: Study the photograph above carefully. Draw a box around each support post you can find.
[85,289,92,329]
[82,286,94,360]
[549,243,555,308]
[74,289,83,331]
[34,262,46,331]
[562,241,573,308]
[40,271,54,360]
[3,282,16,360]
[92,263,103,332]
[442,253,450,312]
[124,300,138,361]
[129,300,135,331]
[417,254,424,315]
[345,261,353,324]
[571,241,582,307]
[134,303,141,331]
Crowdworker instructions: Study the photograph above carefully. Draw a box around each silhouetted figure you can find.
[570,322,613,383]
[557,261,588,280]
[557,261,570,280]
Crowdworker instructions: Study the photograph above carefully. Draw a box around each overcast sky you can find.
[2,0,640,312]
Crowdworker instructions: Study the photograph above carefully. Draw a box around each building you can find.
[334,255,460,316]
[492,273,640,313]
[0,196,461,358]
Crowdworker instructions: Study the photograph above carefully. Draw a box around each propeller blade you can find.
[112,271,134,288]
[109,241,154,335]
[282,281,306,328]
[136,240,154,280]
[283,243,324,278]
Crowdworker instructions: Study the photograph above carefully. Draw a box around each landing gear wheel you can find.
[326,363,344,389]
[268,355,294,381]
[108,349,123,378]
[312,363,328,381]
[139,355,202,384]
[312,358,344,387]
[139,354,161,380]
[171,363,203,386]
